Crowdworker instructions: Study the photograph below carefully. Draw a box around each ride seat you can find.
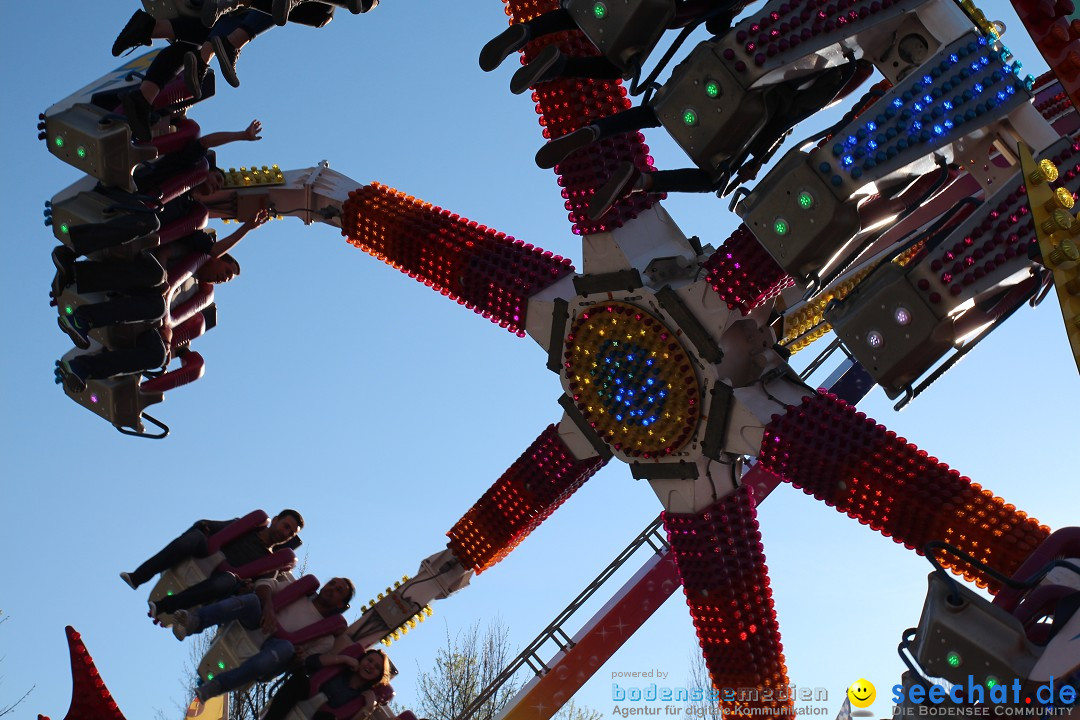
[197,575,346,689]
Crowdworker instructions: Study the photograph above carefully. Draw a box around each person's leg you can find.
[113,10,168,56]
[202,0,255,29]
[260,671,315,720]
[73,252,166,294]
[122,42,194,141]
[60,329,168,391]
[187,591,263,630]
[197,638,294,700]
[479,9,576,72]
[207,9,274,87]
[126,526,210,588]
[510,47,624,94]
[68,214,161,257]
[587,164,717,221]
[154,571,244,615]
[74,292,167,330]
[535,104,661,169]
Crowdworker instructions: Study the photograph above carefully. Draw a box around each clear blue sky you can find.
[1,2,1076,719]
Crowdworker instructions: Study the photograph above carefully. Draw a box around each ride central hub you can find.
[563,301,700,458]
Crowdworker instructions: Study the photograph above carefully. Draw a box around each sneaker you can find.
[210,35,242,88]
[171,609,198,641]
[51,245,76,295]
[55,358,88,394]
[510,44,564,95]
[479,24,530,72]
[120,90,153,142]
[195,679,222,703]
[202,0,242,28]
[588,162,641,220]
[120,572,138,590]
[112,10,156,57]
[351,0,379,12]
[272,0,300,26]
[535,125,600,169]
[182,52,204,100]
[57,313,91,350]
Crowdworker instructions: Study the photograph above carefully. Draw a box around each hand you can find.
[243,119,263,141]
[260,609,279,635]
[340,656,360,670]
[251,208,270,226]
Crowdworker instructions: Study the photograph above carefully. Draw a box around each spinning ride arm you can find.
[345,421,609,648]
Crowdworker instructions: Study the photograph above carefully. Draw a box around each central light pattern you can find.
[564,303,699,457]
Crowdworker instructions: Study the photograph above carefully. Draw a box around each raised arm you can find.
[209,208,270,259]
[198,119,263,149]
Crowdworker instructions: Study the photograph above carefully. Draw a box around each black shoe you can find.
[51,245,76,295]
[121,90,153,142]
[588,162,641,220]
[112,10,156,57]
[535,125,600,169]
[510,44,565,95]
[346,0,378,12]
[57,313,91,350]
[479,24,530,72]
[56,358,89,394]
[210,36,241,88]
[272,0,299,26]
[182,52,205,100]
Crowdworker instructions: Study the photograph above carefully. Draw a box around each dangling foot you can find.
[55,358,89,394]
[57,312,91,350]
[346,0,379,12]
[535,125,600,169]
[588,161,643,220]
[202,0,242,28]
[112,10,156,57]
[272,0,300,26]
[182,52,206,100]
[51,245,76,298]
[171,609,200,641]
[119,572,138,590]
[510,44,565,95]
[120,90,153,142]
[195,679,223,703]
[479,24,530,72]
[210,35,242,88]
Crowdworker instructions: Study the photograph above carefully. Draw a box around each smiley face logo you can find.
[847,679,876,709]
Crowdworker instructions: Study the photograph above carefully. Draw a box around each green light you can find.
[64,305,73,316]
[798,191,814,209]
[947,652,961,667]
[986,676,999,688]
[217,661,226,670]
[774,218,789,235]
[705,80,720,98]
[593,1,606,18]
[59,223,69,234]
[206,673,214,681]
[167,591,174,596]
[683,109,698,126]
[54,135,64,149]
[76,146,87,159]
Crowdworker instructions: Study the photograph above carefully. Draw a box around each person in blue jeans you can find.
[172,575,355,702]
[117,510,303,620]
